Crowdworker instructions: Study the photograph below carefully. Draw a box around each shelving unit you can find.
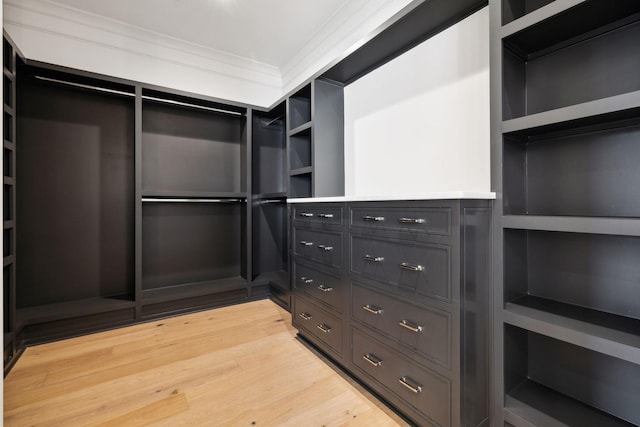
[491,1,640,425]
[140,89,250,317]
[3,33,19,372]
[251,103,289,308]
[286,79,344,199]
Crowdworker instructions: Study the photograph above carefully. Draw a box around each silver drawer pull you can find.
[317,324,331,333]
[363,353,383,367]
[363,215,385,222]
[300,277,313,284]
[317,285,333,292]
[299,241,313,246]
[298,312,312,321]
[363,255,384,263]
[362,304,383,315]
[300,212,314,217]
[399,376,423,394]
[399,262,424,272]
[318,245,333,251]
[318,213,334,218]
[399,217,425,224]
[399,320,423,333]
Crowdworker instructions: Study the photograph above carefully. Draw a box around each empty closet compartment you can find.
[16,67,136,325]
[289,126,311,171]
[503,120,640,217]
[502,2,640,120]
[504,325,639,426]
[504,229,640,335]
[289,173,312,199]
[252,104,286,197]
[141,89,247,197]
[141,201,247,304]
[287,84,311,130]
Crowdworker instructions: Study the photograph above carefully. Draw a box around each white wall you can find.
[344,7,490,196]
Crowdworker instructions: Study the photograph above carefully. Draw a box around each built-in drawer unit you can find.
[291,204,343,227]
[350,204,452,239]
[292,228,342,269]
[350,235,450,303]
[351,327,451,427]
[293,295,343,357]
[290,199,492,427]
[351,282,451,368]
[293,261,344,313]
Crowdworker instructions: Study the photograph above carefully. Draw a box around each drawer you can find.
[350,204,451,238]
[351,283,450,368]
[293,262,344,312]
[292,204,343,227]
[351,327,451,427]
[350,235,451,303]
[293,228,342,268]
[293,296,343,355]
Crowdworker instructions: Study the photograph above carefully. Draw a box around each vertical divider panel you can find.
[134,86,142,319]
[245,109,252,297]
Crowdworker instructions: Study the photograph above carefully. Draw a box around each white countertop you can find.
[287,191,496,203]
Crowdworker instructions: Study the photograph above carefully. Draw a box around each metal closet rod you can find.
[34,76,244,117]
[35,76,135,97]
[141,95,244,116]
[141,198,244,203]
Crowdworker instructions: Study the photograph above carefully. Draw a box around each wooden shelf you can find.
[502,215,640,236]
[501,0,584,37]
[505,296,640,365]
[290,167,312,177]
[142,276,248,305]
[141,190,246,199]
[505,379,635,427]
[16,296,135,326]
[255,192,287,200]
[503,91,640,134]
[288,121,312,137]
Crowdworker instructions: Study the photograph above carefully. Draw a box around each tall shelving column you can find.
[491,1,640,426]
[3,33,18,372]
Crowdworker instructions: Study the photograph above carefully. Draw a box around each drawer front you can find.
[350,205,451,238]
[350,235,451,303]
[352,283,450,368]
[293,296,343,355]
[293,228,342,268]
[293,262,343,312]
[351,328,451,427]
[292,205,343,227]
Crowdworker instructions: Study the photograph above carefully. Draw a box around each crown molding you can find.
[4,0,282,105]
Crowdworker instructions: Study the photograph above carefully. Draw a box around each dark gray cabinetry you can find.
[287,79,344,198]
[291,200,492,427]
[291,203,347,363]
[491,1,640,426]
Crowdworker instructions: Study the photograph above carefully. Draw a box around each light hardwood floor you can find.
[4,299,409,426]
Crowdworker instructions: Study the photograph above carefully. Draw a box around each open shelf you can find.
[504,325,640,426]
[252,104,286,196]
[504,229,640,322]
[503,215,640,236]
[141,276,247,304]
[505,295,640,364]
[141,191,246,200]
[16,296,135,326]
[502,11,640,121]
[505,379,636,427]
[502,0,572,28]
[288,84,311,130]
[503,119,640,217]
[289,125,312,170]
[142,97,246,195]
[289,173,312,199]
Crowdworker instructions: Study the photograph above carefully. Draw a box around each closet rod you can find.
[142,198,244,203]
[35,76,136,98]
[141,95,244,116]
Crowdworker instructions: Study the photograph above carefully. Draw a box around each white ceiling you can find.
[4,0,416,105]
[44,0,380,68]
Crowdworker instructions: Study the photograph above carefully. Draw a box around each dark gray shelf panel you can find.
[141,190,246,199]
[505,296,640,365]
[288,121,312,137]
[501,0,565,28]
[505,380,635,427]
[502,215,640,236]
[502,1,640,56]
[255,192,287,200]
[16,296,135,326]
[289,166,313,176]
[321,0,487,84]
[141,276,248,304]
[288,85,311,130]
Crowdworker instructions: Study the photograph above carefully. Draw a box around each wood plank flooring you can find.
[4,299,409,426]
